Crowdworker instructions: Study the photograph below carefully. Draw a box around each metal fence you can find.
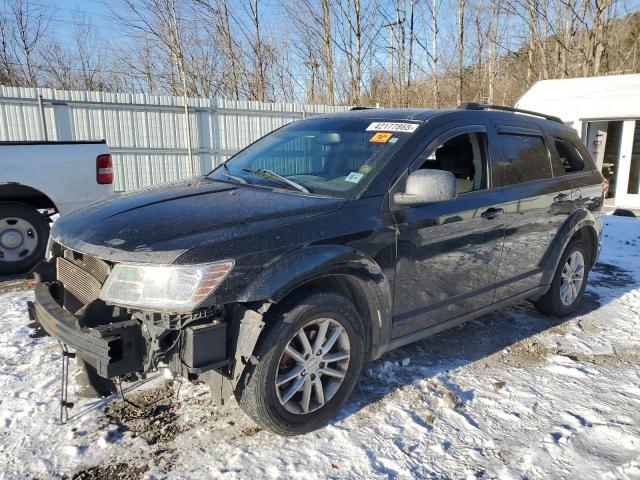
[0,86,349,191]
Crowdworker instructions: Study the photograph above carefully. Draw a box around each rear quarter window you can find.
[492,133,552,187]
[551,138,586,175]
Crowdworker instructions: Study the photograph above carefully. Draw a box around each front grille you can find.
[66,250,110,284]
[55,249,111,313]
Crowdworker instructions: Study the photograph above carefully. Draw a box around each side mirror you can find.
[394,169,457,207]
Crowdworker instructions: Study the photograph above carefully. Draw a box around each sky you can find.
[47,0,128,46]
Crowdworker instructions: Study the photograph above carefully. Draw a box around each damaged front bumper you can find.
[34,281,145,378]
[32,255,265,407]
[32,258,230,380]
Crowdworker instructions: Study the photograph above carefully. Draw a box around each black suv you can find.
[32,104,605,436]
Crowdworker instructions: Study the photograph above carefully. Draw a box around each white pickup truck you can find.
[0,141,113,275]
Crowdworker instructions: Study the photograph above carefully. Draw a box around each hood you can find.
[52,178,346,264]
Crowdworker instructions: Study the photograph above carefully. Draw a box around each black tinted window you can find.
[493,134,552,186]
[552,138,586,175]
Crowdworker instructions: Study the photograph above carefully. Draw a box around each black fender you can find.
[239,245,394,360]
[539,207,600,287]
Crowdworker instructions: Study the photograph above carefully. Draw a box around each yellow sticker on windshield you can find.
[370,132,393,143]
[359,164,372,174]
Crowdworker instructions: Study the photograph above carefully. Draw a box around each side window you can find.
[417,132,487,194]
[493,134,552,186]
[552,138,586,175]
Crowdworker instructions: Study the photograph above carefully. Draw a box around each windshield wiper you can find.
[221,163,247,184]
[241,168,310,193]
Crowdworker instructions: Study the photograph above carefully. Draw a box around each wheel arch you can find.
[0,183,59,212]
[240,245,394,361]
[540,208,600,286]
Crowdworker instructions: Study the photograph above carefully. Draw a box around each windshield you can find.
[208,117,420,197]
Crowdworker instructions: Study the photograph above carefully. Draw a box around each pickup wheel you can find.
[234,291,365,436]
[534,239,590,317]
[0,202,50,275]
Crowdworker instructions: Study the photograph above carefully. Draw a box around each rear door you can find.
[391,125,506,338]
[489,124,574,301]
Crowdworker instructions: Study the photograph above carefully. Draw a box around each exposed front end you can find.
[33,242,231,384]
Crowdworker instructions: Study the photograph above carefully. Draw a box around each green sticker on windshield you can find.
[345,172,364,183]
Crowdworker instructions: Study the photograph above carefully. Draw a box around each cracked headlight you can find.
[100,260,234,311]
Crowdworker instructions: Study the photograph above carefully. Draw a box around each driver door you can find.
[391,126,506,338]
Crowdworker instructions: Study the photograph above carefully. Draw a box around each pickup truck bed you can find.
[0,140,113,274]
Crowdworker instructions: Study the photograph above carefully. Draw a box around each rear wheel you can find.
[534,239,590,317]
[0,202,49,275]
[235,291,365,436]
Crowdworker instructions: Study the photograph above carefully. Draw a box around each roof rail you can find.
[457,102,563,124]
[350,106,375,111]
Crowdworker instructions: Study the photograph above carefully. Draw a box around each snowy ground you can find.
[1,215,639,479]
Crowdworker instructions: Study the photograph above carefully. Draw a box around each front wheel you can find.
[534,239,590,317]
[234,291,365,436]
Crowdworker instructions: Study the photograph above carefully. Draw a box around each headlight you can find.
[100,260,234,311]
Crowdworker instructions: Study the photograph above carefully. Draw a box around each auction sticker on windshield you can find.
[369,132,394,143]
[366,122,419,133]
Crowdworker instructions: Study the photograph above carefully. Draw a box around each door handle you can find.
[481,207,504,220]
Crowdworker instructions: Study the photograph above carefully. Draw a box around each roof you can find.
[320,107,448,122]
[311,106,570,131]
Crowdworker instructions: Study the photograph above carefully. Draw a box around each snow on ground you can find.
[1,215,639,479]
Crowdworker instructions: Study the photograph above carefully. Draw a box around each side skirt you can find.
[384,285,548,353]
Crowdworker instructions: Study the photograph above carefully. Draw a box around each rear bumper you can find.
[34,281,144,378]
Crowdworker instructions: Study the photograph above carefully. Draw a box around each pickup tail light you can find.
[602,178,609,197]
[96,154,113,184]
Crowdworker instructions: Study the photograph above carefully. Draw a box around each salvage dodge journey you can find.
[32,103,605,435]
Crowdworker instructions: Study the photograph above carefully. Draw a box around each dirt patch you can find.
[577,317,604,334]
[492,381,506,392]
[554,349,640,366]
[0,274,32,295]
[591,263,635,289]
[71,462,148,480]
[479,340,549,368]
[104,385,182,445]
[479,336,640,369]
[152,447,180,475]
[237,426,262,438]
[547,321,574,336]
[428,383,463,410]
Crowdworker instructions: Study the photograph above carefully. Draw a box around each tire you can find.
[0,202,50,275]
[534,239,590,317]
[235,291,365,436]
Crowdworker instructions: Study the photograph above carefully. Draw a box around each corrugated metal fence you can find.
[0,86,349,191]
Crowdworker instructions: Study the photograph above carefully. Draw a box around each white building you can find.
[517,74,640,209]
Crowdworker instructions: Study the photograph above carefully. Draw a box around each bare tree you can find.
[582,0,613,76]
[321,0,335,103]
[0,0,634,110]
[487,0,500,103]
[457,0,466,104]
[0,0,50,86]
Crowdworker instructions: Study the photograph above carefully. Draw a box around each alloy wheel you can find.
[560,250,585,305]
[275,318,351,415]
